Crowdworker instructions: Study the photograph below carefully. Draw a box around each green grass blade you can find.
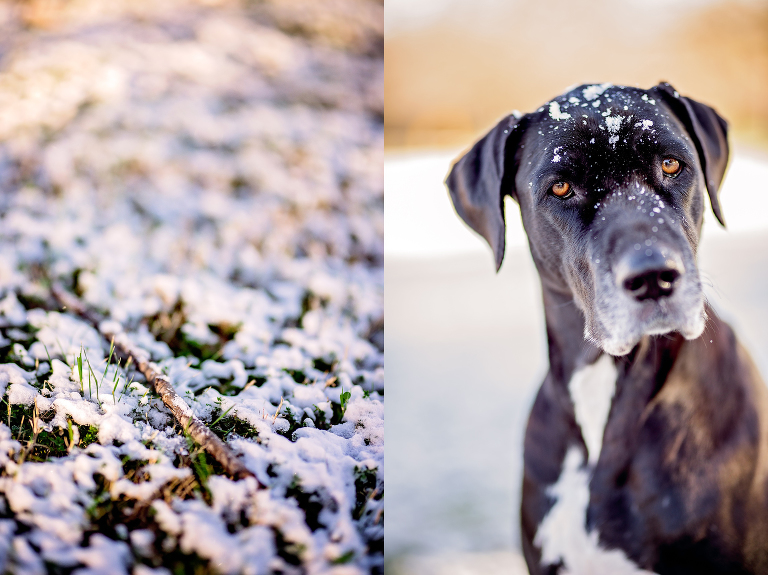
[101,336,115,385]
[54,337,70,368]
[77,350,83,387]
[210,404,235,428]
[42,343,53,366]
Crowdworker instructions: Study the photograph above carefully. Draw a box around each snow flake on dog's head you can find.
[549,101,572,121]
[582,83,612,101]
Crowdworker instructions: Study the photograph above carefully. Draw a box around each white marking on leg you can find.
[569,353,618,465]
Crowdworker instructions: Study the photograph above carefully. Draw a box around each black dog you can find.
[446,83,768,574]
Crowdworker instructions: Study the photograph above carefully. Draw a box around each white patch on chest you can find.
[569,353,617,464]
[533,447,656,574]
[533,355,657,574]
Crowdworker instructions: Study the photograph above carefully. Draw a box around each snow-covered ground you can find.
[0,2,383,574]
[385,146,768,574]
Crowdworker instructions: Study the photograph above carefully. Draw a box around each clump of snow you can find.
[634,119,654,130]
[548,101,571,121]
[605,115,624,146]
[583,83,612,101]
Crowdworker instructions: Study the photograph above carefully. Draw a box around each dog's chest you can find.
[568,354,617,465]
[533,355,656,574]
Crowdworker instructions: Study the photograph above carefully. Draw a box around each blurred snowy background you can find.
[385,0,768,573]
[0,0,383,573]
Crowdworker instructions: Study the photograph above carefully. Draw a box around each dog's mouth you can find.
[633,296,706,338]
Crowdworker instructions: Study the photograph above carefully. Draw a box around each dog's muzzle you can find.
[582,201,705,356]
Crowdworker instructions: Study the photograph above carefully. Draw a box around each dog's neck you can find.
[541,286,602,384]
[542,284,688,479]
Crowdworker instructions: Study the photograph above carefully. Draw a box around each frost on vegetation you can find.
[0,0,383,573]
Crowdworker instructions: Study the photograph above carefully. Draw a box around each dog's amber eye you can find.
[551,182,571,197]
[661,158,681,176]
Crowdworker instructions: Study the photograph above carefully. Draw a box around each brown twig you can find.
[51,284,258,483]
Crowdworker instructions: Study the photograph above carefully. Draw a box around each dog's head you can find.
[446,83,729,356]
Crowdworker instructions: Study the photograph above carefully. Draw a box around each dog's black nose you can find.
[615,247,683,301]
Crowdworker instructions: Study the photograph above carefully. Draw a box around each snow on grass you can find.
[0,1,383,573]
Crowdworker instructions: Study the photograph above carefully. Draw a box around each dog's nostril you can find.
[625,276,647,294]
[622,268,679,301]
[615,245,685,301]
[658,269,680,290]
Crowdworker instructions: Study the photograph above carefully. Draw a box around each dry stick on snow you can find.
[51,284,259,483]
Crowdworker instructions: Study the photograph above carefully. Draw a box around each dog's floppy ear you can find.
[445,113,523,271]
[653,82,729,227]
